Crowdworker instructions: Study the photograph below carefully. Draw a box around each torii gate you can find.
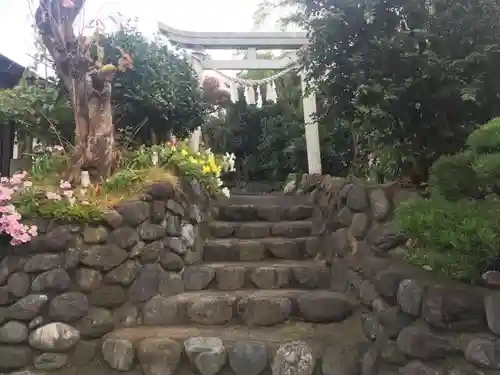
[158,23,322,175]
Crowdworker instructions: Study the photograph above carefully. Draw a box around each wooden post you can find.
[0,121,15,177]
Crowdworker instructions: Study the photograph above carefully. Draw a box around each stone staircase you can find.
[109,194,366,367]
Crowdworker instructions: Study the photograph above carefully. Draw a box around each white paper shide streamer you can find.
[256,86,263,108]
[245,86,256,105]
[266,81,277,103]
[230,82,239,103]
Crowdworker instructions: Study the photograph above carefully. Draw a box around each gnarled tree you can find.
[35,0,132,183]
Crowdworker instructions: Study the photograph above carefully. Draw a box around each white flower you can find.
[221,187,230,198]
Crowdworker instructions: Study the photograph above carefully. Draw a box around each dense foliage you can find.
[396,117,500,283]
[291,0,500,180]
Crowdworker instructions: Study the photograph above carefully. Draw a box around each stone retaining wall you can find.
[0,179,212,373]
[293,174,500,375]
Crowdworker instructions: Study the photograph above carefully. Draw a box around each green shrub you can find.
[429,153,480,200]
[466,117,500,154]
[473,153,500,194]
[395,196,500,283]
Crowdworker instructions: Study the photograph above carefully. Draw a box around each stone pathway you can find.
[109,194,367,373]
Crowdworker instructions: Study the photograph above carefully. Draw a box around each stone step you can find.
[105,316,365,361]
[183,261,329,290]
[203,237,319,261]
[140,289,357,327]
[215,203,313,222]
[208,220,313,239]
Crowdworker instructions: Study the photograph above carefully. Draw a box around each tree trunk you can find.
[66,71,116,183]
[35,0,125,184]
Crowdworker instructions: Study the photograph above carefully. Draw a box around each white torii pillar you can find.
[188,52,204,152]
[300,71,322,174]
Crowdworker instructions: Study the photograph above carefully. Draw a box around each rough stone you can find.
[158,272,185,297]
[337,206,353,227]
[164,237,187,255]
[369,189,391,221]
[361,347,379,375]
[29,316,44,330]
[6,294,48,320]
[103,210,123,228]
[399,361,441,375]
[375,305,414,339]
[293,266,328,289]
[465,338,500,369]
[229,341,268,375]
[70,339,99,366]
[117,201,150,226]
[44,225,74,251]
[31,269,70,293]
[34,353,68,371]
[367,223,407,251]
[108,226,140,249]
[216,266,246,290]
[182,223,196,247]
[184,337,227,375]
[209,222,234,238]
[166,199,184,216]
[141,240,164,263]
[361,313,384,341]
[379,340,407,365]
[328,228,351,259]
[287,204,314,221]
[297,292,353,322]
[102,337,135,371]
[188,296,234,325]
[150,200,166,223]
[448,366,486,375]
[272,341,315,375]
[50,292,89,321]
[184,265,215,290]
[421,285,485,330]
[29,322,80,351]
[143,295,179,325]
[250,267,289,289]
[350,213,370,240]
[113,303,139,328]
[346,185,368,212]
[138,337,182,375]
[0,321,28,343]
[396,325,454,360]
[7,272,30,297]
[75,308,114,338]
[322,343,367,375]
[81,244,128,271]
[88,285,126,307]
[160,251,185,271]
[485,292,500,335]
[65,247,80,269]
[0,257,23,285]
[24,253,63,273]
[238,295,292,326]
[0,346,32,370]
[83,226,109,244]
[128,264,164,303]
[138,222,166,241]
[105,260,140,285]
[373,268,408,300]
[76,268,102,292]
[146,181,175,200]
[397,279,425,316]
